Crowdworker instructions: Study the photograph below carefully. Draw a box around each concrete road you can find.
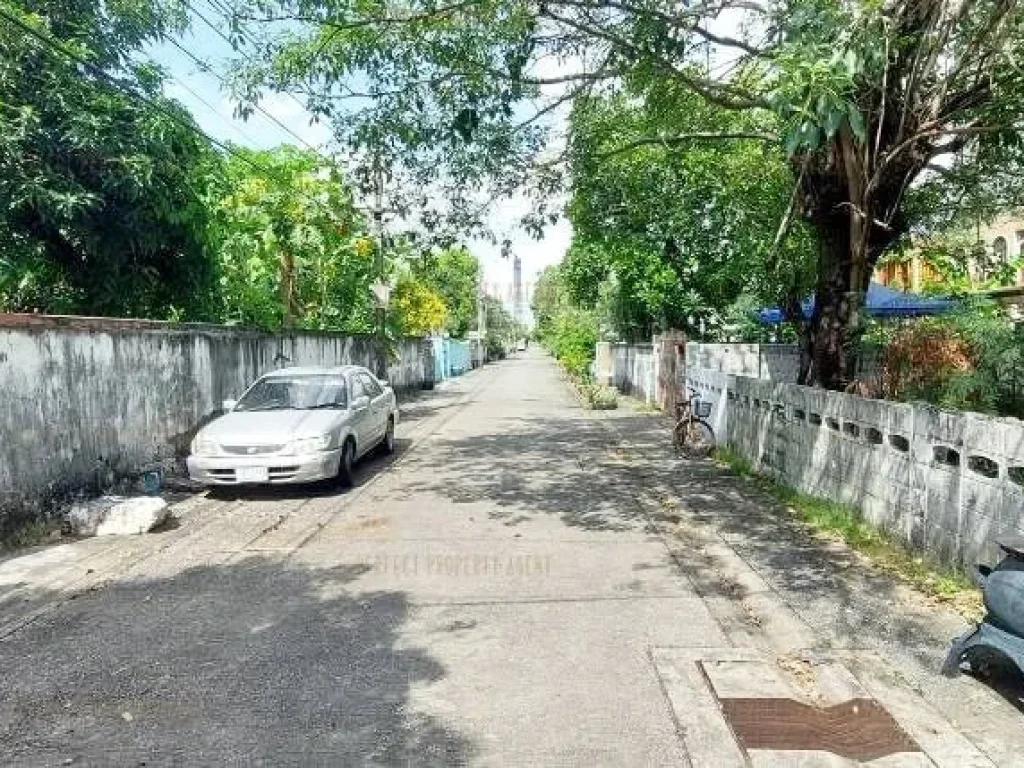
[1,351,1021,766]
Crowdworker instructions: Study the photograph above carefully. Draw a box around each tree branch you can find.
[545,0,769,57]
[596,131,777,159]
[540,7,771,109]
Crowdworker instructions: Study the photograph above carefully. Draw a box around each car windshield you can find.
[234,375,348,412]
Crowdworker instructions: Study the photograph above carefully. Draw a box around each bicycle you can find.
[673,387,716,458]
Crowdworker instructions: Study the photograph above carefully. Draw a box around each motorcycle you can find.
[943,538,1024,681]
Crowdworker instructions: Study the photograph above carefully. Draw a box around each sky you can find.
[147,8,571,298]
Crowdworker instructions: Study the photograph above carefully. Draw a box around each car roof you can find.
[261,365,366,378]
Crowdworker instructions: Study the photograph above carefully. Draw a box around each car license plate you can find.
[237,466,269,483]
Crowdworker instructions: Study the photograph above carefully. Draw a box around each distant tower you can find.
[513,255,523,324]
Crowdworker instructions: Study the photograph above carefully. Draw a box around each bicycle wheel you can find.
[680,418,716,459]
[672,418,687,455]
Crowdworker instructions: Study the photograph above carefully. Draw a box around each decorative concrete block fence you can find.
[685,365,1024,570]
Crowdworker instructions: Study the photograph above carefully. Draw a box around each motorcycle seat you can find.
[997,538,1024,560]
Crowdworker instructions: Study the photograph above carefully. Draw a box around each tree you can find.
[233,0,1024,388]
[211,145,375,332]
[480,294,522,358]
[391,275,448,335]
[0,0,219,318]
[409,245,480,337]
[566,85,815,343]
[531,264,569,341]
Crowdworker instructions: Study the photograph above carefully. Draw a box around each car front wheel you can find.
[337,439,356,487]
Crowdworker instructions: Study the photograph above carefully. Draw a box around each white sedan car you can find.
[187,366,398,487]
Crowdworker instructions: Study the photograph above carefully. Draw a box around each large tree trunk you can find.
[807,215,867,389]
[798,129,905,390]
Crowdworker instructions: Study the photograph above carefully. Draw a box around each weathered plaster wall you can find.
[686,364,1024,570]
[610,343,656,404]
[0,315,432,530]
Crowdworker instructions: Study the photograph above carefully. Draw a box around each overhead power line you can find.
[0,6,278,177]
[0,6,347,219]
[161,61,264,146]
[187,0,310,120]
[172,2,335,161]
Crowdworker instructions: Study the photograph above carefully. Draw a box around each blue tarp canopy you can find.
[757,282,957,324]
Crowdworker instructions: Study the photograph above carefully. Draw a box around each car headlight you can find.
[191,435,220,457]
[289,434,333,454]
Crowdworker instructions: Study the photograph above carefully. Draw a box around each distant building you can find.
[483,276,536,324]
[874,214,1024,318]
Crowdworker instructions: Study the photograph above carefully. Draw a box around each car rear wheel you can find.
[380,417,395,455]
[336,439,356,487]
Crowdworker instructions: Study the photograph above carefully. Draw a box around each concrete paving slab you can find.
[400,598,715,767]
[653,647,994,767]
[293,538,695,603]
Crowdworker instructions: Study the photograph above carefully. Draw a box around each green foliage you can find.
[532,263,599,377]
[530,265,569,341]
[0,0,217,318]
[229,0,543,234]
[579,382,618,410]
[409,246,480,337]
[546,307,599,379]
[391,275,447,336]
[230,0,1024,388]
[565,85,815,341]
[209,145,377,333]
[480,295,520,358]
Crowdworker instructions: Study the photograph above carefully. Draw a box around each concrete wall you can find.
[430,337,472,381]
[686,342,801,381]
[685,342,880,387]
[687,364,1024,570]
[0,314,433,530]
[685,368,732,444]
[610,343,656,404]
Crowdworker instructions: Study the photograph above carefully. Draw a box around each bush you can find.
[582,383,619,410]
[542,307,599,379]
[877,299,1024,417]
[485,334,507,360]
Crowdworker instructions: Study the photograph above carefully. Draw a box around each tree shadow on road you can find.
[0,556,473,766]
[396,411,657,534]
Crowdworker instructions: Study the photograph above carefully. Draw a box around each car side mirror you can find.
[222,399,237,412]
[352,395,370,411]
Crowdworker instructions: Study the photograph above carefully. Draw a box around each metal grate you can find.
[719,697,920,762]
[221,444,285,456]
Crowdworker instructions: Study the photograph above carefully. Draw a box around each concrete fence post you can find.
[594,342,613,386]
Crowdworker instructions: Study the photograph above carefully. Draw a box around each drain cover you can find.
[719,697,919,761]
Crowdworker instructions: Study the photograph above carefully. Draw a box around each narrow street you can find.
[1,351,1022,766]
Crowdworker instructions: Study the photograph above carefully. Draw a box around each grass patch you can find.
[714,447,980,617]
[580,382,619,410]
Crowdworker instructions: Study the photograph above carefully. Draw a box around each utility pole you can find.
[476,273,487,367]
[371,156,388,378]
